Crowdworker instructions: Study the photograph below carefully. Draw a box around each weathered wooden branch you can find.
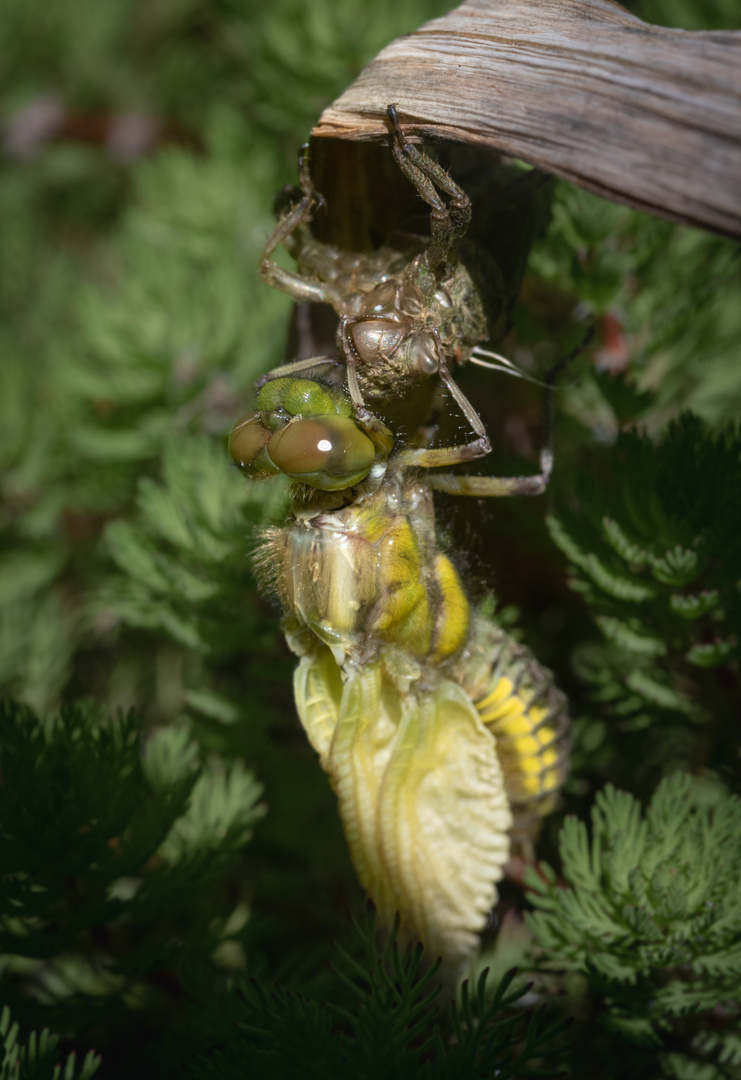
[313,0,741,239]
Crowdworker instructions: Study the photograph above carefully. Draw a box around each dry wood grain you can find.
[313,0,741,238]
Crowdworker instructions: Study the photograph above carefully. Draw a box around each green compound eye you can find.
[268,416,376,490]
[228,413,275,473]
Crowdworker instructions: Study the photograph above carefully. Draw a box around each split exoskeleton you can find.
[229,106,569,977]
[254,105,553,497]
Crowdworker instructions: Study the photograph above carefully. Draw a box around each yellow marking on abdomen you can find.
[475,676,561,800]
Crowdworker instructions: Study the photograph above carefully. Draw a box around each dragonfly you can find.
[229,108,569,977]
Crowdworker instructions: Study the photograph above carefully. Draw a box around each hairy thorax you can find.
[256,472,470,671]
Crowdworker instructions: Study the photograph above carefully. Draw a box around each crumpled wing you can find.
[294,650,512,973]
[293,646,345,765]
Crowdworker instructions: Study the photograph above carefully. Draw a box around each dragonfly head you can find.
[229,376,385,492]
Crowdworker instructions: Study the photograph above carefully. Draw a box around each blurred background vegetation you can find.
[1,0,739,1077]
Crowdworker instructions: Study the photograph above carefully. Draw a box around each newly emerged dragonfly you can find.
[230,108,569,975]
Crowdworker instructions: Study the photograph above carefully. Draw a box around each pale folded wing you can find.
[294,649,512,972]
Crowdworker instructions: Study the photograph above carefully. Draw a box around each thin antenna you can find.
[470,347,552,388]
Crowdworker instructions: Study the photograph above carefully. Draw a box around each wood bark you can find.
[312,0,741,238]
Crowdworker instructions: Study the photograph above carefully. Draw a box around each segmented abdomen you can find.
[453,616,570,852]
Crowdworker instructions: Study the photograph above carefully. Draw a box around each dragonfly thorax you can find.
[258,474,470,671]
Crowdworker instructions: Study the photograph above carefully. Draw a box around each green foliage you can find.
[101,433,284,672]
[544,417,741,792]
[526,775,741,1075]
[0,1005,99,1080]
[0,699,262,1064]
[631,0,741,29]
[192,909,570,1080]
[528,183,741,433]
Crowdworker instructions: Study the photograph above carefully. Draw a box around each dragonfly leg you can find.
[423,411,553,494]
[388,104,471,279]
[336,316,396,454]
[395,345,492,469]
[260,145,336,304]
[414,354,562,494]
[337,315,367,414]
[426,471,549,497]
[255,355,342,391]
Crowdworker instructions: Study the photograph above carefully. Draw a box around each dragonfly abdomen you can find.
[454,615,570,852]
